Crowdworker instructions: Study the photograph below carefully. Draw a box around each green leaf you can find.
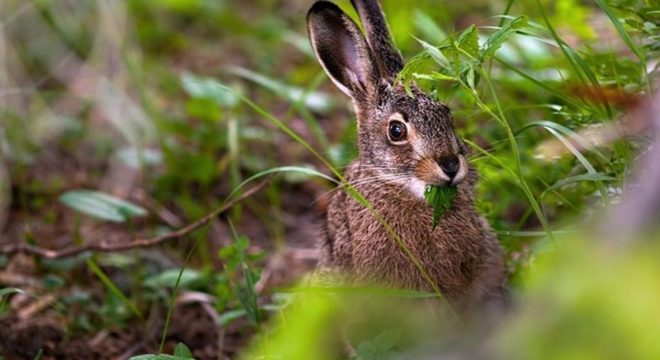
[231,166,339,200]
[173,343,194,359]
[130,343,196,360]
[518,120,607,169]
[0,287,24,298]
[181,72,240,109]
[355,329,401,360]
[227,222,261,326]
[424,185,457,229]
[457,25,480,59]
[594,0,643,61]
[417,38,450,70]
[542,173,615,198]
[130,355,188,360]
[237,265,261,325]
[59,190,147,223]
[481,15,528,60]
[218,308,248,325]
[412,72,457,82]
[228,67,334,113]
[116,147,163,168]
[144,269,203,289]
[465,66,476,89]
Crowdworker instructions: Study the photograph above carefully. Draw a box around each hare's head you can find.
[308,0,469,199]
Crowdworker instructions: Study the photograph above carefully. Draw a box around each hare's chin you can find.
[407,178,429,200]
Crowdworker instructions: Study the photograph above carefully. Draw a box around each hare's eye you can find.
[388,121,407,143]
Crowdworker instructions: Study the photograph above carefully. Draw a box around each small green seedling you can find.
[424,185,457,229]
[130,343,195,360]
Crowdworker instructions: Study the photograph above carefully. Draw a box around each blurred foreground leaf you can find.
[145,269,203,289]
[229,67,334,113]
[242,292,337,360]
[181,72,240,109]
[116,147,163,168]
[59,190,147,223]
[355,329,401,360]
[0,287,24,298]
[496,235,660,359]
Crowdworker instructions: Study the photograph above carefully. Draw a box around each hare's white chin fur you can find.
[405,155,470,199]
[407,178,428,200]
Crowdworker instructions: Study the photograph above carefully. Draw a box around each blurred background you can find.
[0,0,657,359]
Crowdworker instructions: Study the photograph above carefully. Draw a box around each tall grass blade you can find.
[86,258,142,318]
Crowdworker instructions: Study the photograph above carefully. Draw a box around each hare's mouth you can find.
[408,155,467,199]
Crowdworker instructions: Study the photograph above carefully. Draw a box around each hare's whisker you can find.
[310,174,413,206]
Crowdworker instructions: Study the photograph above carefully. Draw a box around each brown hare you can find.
[307,0,505,308]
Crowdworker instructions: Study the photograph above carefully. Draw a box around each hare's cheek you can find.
[414,158,442,183]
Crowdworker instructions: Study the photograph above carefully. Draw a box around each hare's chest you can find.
[345,199,478,294]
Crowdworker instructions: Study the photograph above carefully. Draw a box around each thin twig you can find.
[0,181,269,259]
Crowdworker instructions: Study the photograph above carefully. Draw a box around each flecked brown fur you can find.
[308,0,505,309]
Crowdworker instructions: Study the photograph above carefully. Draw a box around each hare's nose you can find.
[438,155,460,179]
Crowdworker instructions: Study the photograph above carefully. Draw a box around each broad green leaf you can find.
[466,66,476,89]
[481,16,528,60]
[145,269,203,288]
[417,38,450,70]
[130,341,196,359]
[395,51,436,92]
[218,308,247,326]
[457,25,480,59]
[424,185,458,229]
[173,343,194,359]
[356,329,401,360]
[228,67,334,113]
[219,305,281,326]
[130,355,191,360]
[413,72,457,82]
[181,72,240,109]
[59,190,147,223]
[116,147,163,168]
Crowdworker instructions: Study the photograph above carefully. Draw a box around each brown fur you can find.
[309,0,505,308]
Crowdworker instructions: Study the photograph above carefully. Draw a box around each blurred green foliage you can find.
[496,235,660,360]
[0,0,657,358]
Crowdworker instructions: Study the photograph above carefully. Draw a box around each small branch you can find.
[0,181,269,259]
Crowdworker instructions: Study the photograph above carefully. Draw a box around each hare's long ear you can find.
[350,0,403,78]
[307,1,379,99]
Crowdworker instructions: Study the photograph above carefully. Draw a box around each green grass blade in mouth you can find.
[424,185,458,229]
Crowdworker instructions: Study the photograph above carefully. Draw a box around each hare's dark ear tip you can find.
[308,1,341,19]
